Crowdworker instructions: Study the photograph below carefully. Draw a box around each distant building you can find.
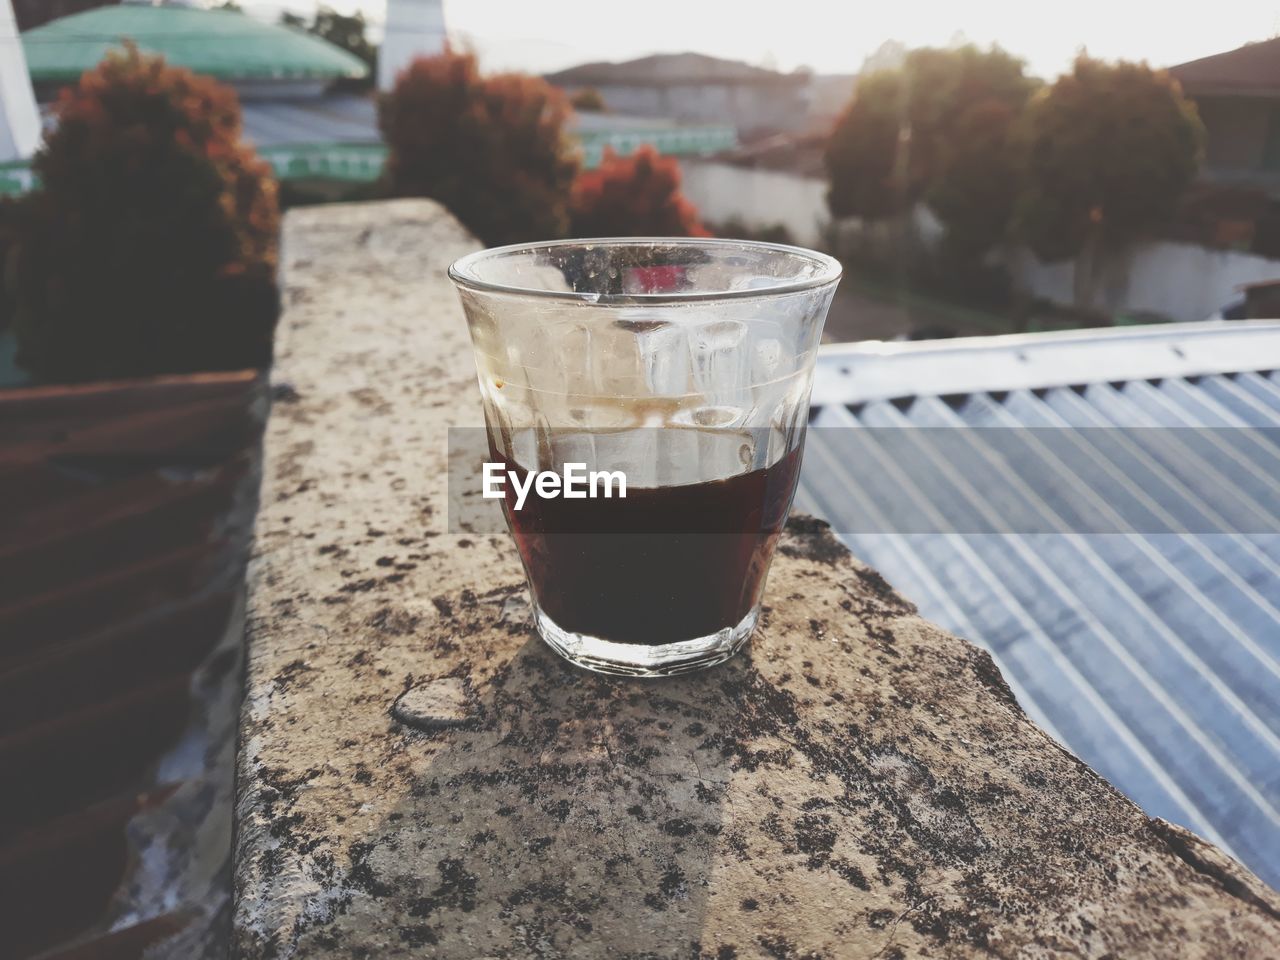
[0,2,372,192]
[801,73,858,129]
[379,0,447,92]
[546,52,810,135]
[706,131,828,178]
[21,2,369,100]
[0,9,738,197]
[1170,38,1280,195]
[0,0,39,162]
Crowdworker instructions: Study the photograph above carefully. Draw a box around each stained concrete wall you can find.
[232,199,1280,959]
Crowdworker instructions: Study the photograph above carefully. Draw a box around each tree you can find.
[6,45,279,382]
[570,146,709,238]
[570,88,606,112]
[379,49,579,245]
[860,39,907,75]
[280,6,376,88]
[1013,56,1205,262]
[1012,56,1205,307]
[825,45,1036,254]
[926,98,1025,262]
[824,69,920,220]
[0,197,21,334]
[312,7,376,77]
[12,1,113,32]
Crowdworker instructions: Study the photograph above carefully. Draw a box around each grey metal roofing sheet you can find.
[240,96,378,147]
[798,321,1280,887]
[234,97,727,151]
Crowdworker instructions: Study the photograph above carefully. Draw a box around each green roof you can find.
[22,6,368,84]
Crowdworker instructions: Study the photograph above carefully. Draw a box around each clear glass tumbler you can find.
[449,238,840,676]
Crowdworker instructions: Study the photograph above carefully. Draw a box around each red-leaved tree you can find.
[379,49,579,245]
[7,44,279,382]
[569,145,709,237]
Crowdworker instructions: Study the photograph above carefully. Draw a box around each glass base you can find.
[533,605,759,677]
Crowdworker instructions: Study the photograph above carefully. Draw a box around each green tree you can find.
[570,88,606,112]
[825,45,1037,256]
[926,97,1025,262]
[825,69,920,220]
[0,197,21,334]
[860,39,907,75]
[281,7,376,87]
[1013,56,1205,308]
[312,7,376,76]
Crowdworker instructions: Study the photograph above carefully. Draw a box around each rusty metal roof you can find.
[1,370,266,958]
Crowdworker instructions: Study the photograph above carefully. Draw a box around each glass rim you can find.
[448,236,842,305]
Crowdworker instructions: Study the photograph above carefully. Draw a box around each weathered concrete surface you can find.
[233,199,1280,959]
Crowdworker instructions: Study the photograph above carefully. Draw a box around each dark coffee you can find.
[499,444,803,646]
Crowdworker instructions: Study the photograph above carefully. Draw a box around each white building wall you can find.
[1009,242,1280,322]
[831,197,1280,322]
[675,164,1280,321]
[378,0,447,92]
[679,159,828,247]
[0,0,40,162]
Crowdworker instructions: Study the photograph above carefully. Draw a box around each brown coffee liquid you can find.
[499,443,803,646]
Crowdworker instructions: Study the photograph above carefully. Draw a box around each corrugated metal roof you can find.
[798,320,1280,887]
[240,96,378,147]
[21,5,368,84]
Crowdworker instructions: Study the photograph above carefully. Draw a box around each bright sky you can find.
[242,0,1280,79]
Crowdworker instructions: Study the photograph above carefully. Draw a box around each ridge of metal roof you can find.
[813,320,1280,406]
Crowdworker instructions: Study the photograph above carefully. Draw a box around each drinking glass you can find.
[450,238,840,676]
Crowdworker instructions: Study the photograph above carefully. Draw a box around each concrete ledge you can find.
[233,199,1280,958]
